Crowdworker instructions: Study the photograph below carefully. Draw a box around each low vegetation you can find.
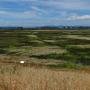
[0,64,90,90]
[0,30,90,89]
[0,30,90,68]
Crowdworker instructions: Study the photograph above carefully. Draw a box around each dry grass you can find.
[69,45,90,48]
[0,64,90,90]
[30,46,66,55]
[65,35,90,40]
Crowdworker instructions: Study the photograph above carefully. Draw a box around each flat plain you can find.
[0,30,90,90]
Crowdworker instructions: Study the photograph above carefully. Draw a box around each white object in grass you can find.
[20,61,25,64]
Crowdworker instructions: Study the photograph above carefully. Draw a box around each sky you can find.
[0,0,90,27]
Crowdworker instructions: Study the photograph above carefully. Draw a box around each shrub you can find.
[47,62,80,69]
[0,48,7,54]
[26,35,39,41]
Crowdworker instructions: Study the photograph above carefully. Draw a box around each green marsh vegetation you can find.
[0,30,90,69]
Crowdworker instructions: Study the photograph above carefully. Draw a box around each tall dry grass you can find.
[0,64,90,90]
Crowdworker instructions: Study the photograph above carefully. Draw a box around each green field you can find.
[0,30,90,69]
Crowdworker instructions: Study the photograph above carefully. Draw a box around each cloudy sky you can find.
[0,0,90,27]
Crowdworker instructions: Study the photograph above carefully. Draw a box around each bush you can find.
[0,48,7,54]
[30,53,64,59]
[47,62,80,69]
[29,40,45,46]
[26,35,39,41]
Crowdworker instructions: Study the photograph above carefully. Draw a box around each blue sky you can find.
[0,0,90,27]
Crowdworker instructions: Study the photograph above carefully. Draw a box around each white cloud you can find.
[68,15,90,20]
[0,11,7,14]
[31,6,47,14]
[0,10,39,19]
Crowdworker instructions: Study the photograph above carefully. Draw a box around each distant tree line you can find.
[0,26,90,30]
